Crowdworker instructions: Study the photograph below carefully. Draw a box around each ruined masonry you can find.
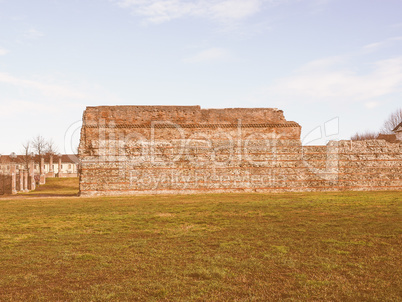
[78,106,402,196]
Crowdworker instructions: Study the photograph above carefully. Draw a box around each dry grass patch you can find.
[19,177,79,196]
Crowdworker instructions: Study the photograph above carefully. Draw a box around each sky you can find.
[0,0,401,155]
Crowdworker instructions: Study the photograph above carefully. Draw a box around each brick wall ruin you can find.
[0,170,33,195]
[0,174,13,195]
[78,106,402,196]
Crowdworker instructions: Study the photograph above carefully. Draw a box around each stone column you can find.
[19,168,24,192]
[58,157,62,178]
[40,157,46,185]
[10,164,17,194]
[29,160,36,191]
[39,157,43,175]
[49,155,53,172]
[41,157,45,173]
[23,170,29,192]
[48,155,55,177]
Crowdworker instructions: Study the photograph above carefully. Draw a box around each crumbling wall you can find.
[302,140,402,191]
[0,174,12,195]
[78,106,401,196]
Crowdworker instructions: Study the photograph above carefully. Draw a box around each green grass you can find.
[0,182,401,301]
[19,177,79,196]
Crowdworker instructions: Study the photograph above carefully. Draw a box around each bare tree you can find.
[31,135,47,157]
[46,139,58,156]
[21,140,33,170]
[31,135,58,175]
[381,108,402,134]
[350,131,378,141]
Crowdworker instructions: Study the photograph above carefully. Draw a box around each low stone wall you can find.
[0,174,13,195]
[0,169,35,195]
[303,140,402,191]
[57,173,78,178]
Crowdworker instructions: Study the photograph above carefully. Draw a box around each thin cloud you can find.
[209,0,263,21]
[0,72,88,99]
[265,56,402,102]
[24,28,44,39]
[363,42,384,51]
[0,47,9,56]
[363,36,402,52]
[365,101,379,109]
[0,100,56,117]
[112,0,287,24]
[182,47,231,63]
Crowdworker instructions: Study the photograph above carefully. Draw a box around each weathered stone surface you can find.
[0,174,13,195]
[78,106,402,196]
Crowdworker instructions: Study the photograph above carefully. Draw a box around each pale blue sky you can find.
[0,0,401,154]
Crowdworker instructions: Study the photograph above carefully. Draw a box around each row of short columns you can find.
[10,161,37,194]
[8,156,64,194]
[50,156,63,177]
[40,155,62,179]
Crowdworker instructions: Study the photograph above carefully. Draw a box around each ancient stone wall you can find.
[78,106,402,196]
[0,174,12,195]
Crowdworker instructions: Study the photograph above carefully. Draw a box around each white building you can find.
[0,154,79,177]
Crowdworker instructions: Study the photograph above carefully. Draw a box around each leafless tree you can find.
[350,131,379,141]
[21,140,33,170]
[31,135,47,157]
[46,139,58,156]
[30,135,59,174]
[381,108,402,134]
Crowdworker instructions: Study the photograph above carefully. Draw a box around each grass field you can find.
[0,179,401,301]
[19,177,79,196]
